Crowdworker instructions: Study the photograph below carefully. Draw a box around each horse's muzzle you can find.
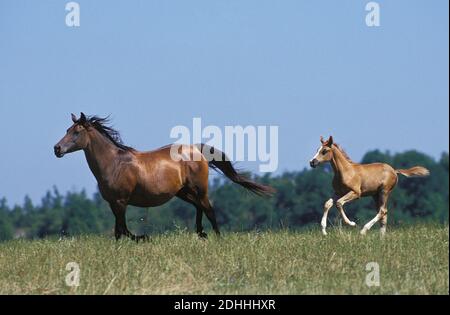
[310,159,319,168]
[54,145,64,158]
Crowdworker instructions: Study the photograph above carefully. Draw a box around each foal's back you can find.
[354,162,398,195]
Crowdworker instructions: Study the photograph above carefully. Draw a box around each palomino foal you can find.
[309,136,430,236]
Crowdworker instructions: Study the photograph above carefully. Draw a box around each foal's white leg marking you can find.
[321,198,334,235]
[379,211,388,237]
[339,209,356,226]
[360,212,382,235]
[336,192,358,227]
[362,205,388,236]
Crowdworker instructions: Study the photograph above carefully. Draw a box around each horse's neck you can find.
[330,146,353,178]
[83,131,119,183]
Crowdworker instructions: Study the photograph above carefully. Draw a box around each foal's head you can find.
[54,113,91,158]
[309,136,334,168]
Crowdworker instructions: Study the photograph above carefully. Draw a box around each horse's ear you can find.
[327,136,334,147]
[79,112,87,124]
[71,113,78,123]
[320,136,325,144]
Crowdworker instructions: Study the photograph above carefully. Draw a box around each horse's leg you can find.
[379,208,388,237]
[199,195,220,236]
[109,201,137,241]
[336,191,359,226]
[195,207,207,238]
[361,191,389,236]
[179,159,219,236]
[176,189,207,238]
[380,191,392,236]
[321,198,334,235]
[133,209,151,243]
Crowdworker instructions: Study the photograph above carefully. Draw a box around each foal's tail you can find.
[197,144,276,196]
[395,166,430,178]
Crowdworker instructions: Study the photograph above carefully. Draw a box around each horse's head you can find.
[54,113,90,158]
[309,136,334,168]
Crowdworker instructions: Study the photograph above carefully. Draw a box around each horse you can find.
[54,113,275,241]
[309,136,430,236]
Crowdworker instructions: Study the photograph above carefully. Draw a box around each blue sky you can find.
[0,0,448,206]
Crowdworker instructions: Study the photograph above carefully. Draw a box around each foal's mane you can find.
[86,116,134,152]
[333,143,353,163]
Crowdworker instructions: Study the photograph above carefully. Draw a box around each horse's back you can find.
[123,147,184,204]
[357,162,397,193]
[130,144,209,200]
[137,143,203,161]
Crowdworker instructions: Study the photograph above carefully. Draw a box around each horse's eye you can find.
[322,149,327,155]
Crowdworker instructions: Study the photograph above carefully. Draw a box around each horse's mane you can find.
[333,143,353,163]
[86,116,135,152]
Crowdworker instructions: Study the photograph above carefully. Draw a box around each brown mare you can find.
[309,136,430,236]
[54,113,274,241]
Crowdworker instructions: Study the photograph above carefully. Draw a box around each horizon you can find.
[3,145,448,208]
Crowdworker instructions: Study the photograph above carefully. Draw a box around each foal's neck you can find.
[330,145,353,176]
[83,129,119,182]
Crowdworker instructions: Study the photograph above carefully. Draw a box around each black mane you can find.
[86,116,134,152]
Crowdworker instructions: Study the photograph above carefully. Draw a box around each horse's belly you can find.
[128,158,185,207]
[360,169,396,194]
[128,191,175,207]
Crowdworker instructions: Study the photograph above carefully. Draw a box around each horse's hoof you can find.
[138,235,150,243]
[198,232,208,239]
[349,221,356,227]
[322,229,327,236]
[360,229,367,235]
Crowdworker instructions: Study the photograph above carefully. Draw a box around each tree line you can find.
[0,149,448,240]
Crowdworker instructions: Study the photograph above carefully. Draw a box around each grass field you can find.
[0,224,448,295]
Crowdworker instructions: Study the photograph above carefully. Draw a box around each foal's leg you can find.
[321,198,334,235]
[380,211,388,236]
[380,191,392,236]
[336,191,359,226]
[361,191,389,236]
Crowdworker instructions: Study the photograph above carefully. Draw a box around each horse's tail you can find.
[197,144,276,196]
[395,166,430,178]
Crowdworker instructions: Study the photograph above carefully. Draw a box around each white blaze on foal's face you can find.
[309,136,334,168]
